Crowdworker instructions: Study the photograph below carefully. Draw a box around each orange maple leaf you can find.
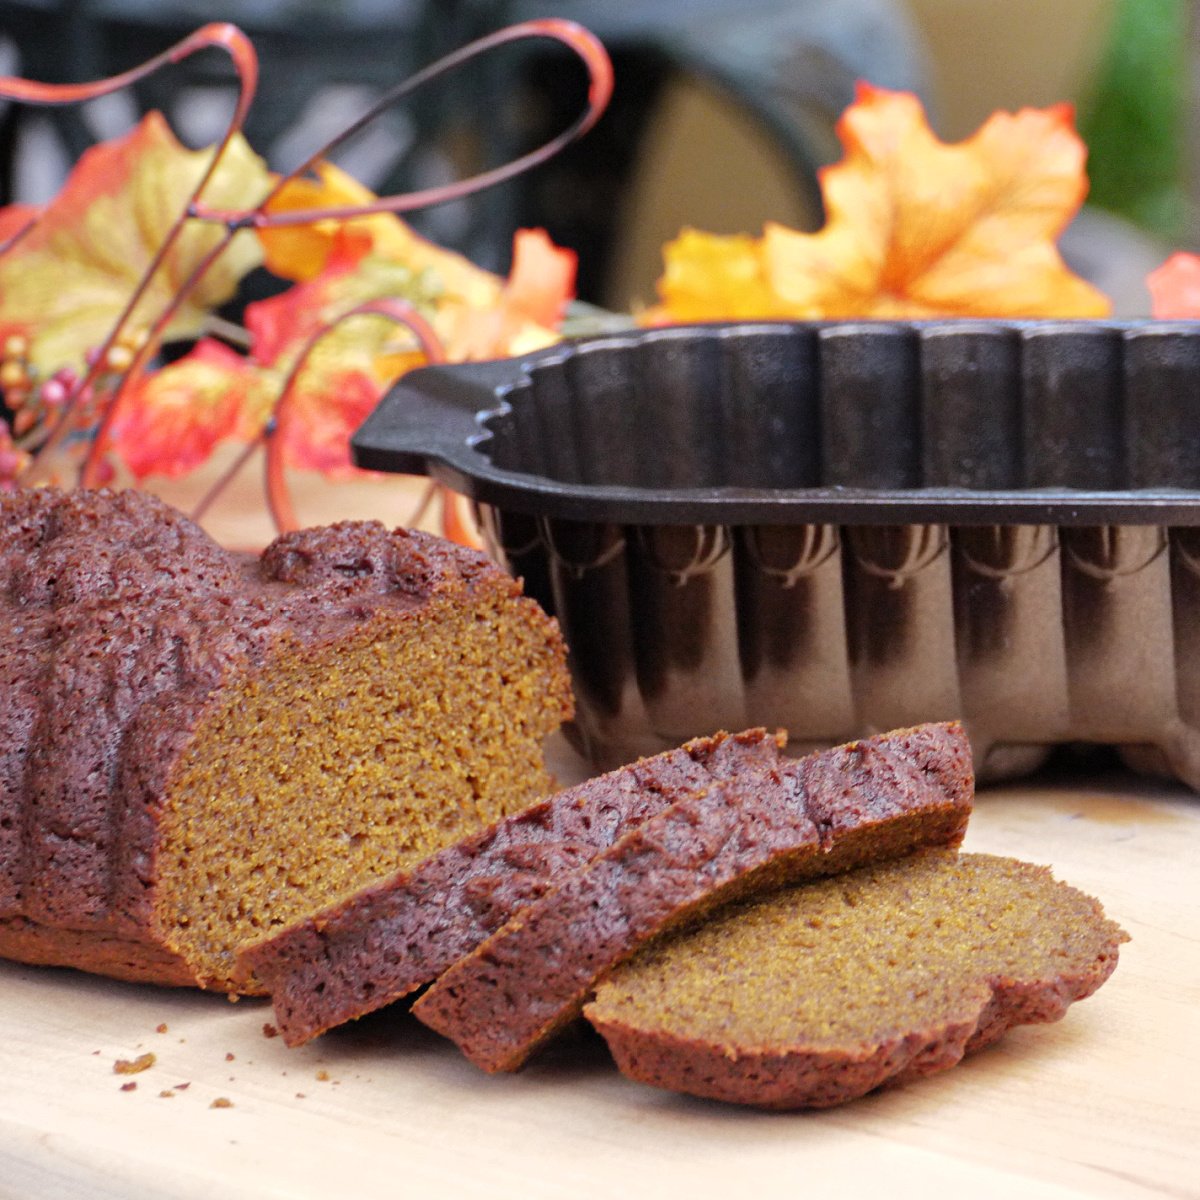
[0,112,272,375]
[649,84,1111,322]
[653,230,793,324]
[1147,253,1200,318]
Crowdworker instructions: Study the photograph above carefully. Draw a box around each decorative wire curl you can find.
[0,19,613,531]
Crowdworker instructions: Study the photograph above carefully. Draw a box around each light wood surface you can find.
[1,747,1196,1200]
[2,476,1196,1199]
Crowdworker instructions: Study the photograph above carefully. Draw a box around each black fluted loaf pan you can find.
[353,320,1200,788]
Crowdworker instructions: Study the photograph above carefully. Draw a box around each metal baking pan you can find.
[353,320,1200,788]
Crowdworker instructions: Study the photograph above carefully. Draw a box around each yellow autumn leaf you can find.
[258,161,569,357]
[648,84,1111,322]
[0,111,272,374]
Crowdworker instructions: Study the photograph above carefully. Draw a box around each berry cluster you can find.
[0,325,147,488]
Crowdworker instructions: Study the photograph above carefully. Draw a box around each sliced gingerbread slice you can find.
[585,850,1127,1109]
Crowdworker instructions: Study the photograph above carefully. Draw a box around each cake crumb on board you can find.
[113,1053,155,1075]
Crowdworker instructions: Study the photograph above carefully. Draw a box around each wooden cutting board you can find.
[3,474,1193,1196]
[1,750,1195,1200]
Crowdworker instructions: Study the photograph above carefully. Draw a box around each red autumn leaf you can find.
[108,338,258,480]
[104,245,434,480]
[240,253,433,474]
[0,203,38,248]
[237,228,575,476]
[272,365,383,477]
[1147,253,1200,318]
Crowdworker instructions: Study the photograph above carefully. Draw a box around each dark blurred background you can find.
[0,0,1196,313]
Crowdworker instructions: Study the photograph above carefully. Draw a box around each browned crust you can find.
[412,723,974,1072]
[239,729,788,1046]
[0,915,195,987]
[585,870,1126,1110]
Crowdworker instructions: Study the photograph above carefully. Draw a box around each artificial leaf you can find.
[105,254,407,481]
[505,227,577,328]
[171,252,429,476]
[249,247,438,366]
[0,111,272,375]
[108,338,259,480]
[103,221,576,482]
[437,229,576,361]
[256,160,381,282]
[244,258,418,474]
[249,227,574,473]
[653,229,792,323]
[259,162,572,353]
[115,166,576,482]
[271,361,384,476]
[260,160,503,310]
[648,84,1111,322]
[1147,252,1200,317]
[0,202,38,249]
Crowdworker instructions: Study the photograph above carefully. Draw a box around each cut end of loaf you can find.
[155,582,572,993]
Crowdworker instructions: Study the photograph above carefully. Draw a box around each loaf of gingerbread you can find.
[0,487,572,991]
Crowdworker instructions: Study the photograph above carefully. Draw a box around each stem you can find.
[404,478,439,529]
[193,19,613,228]
[189,435,262,524]
[262,298,445,533]
[202,313,254,348]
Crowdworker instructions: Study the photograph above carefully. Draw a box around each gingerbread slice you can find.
[585,850,1126,1109]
